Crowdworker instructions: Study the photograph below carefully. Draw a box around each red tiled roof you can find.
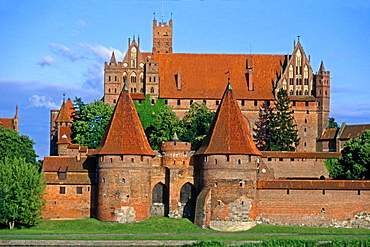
[340,124,370,140]
[58,126,71,140]
[130,93,146,100]
[153,53,286,100]
[318,128,339,140]
[195,84,262,156]
[94,89,155,156]
[55,101,73,123]
[0,118,15,129]
[42,156,96,172]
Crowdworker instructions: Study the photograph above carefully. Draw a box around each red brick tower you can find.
[94,86,156,223]
[194,83,262,231]
[152,19,173,54]
[315,61,330,137]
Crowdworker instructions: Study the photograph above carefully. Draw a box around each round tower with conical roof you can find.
[94,87,156,223]
[194,83,262,231]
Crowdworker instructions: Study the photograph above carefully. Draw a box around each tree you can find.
[265,89,300,151]
[71,98,114,149]
[253,101,272,151]
[0,157,45,229]
[328,117,339,128]
[149,107,184,150]
[330,130,370,180]
[180,102,215,150]
[0,126,38,166]
[134,95,168,130]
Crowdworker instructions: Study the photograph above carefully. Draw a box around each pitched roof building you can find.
[0,106,18,132]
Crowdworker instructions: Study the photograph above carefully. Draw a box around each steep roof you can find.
[0,118,15,129]
[94,88,155,156]
[55,99,74,123]
[195,84,262,156]
[153,53,286,100]
[319,128,339,140]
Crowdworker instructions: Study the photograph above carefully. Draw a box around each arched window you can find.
[131,72,137,83]
[150,87,155,94]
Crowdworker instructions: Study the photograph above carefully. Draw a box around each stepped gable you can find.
[154,53,285,100]
[55,99,74,123]
[94,87,155,156]
[195,83,262,156]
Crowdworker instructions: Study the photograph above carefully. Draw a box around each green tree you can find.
[149,107,184,150]
[71,98,114,149]
[328,117,339,128]
[330,130,370,179]
[0,126,38,166]
[266,89,300,151]
[253,101,272,151]
[134,95,168,130]
[180,102,215,150]
[0,157,45,229]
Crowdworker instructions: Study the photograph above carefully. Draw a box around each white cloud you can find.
[37,55,56,67]
[76,19,87,26]
[49,43,85,61]
[29,95,60,109]
[78,43,124,62]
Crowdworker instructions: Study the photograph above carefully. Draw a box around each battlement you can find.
[153,19,173,27]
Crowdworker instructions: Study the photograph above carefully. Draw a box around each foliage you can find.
[149,107,184,150]
[71,98,114,149]
[253,101,273,151]
[328,117,339,128]
[0,125,38,166]
[134,95,168,130]
[0,157,45,229]
[180,102,215,150]
[324,158,339,177]
[265,89,300,151]
[330,130,370,179]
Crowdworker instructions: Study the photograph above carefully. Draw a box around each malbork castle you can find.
[43,19,370,231]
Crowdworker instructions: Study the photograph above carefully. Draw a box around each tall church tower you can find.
[152,19,173,54]
[315,61,330,137]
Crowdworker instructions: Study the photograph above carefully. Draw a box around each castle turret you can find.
[94,86,156,223]
[315,61,330,138]
[194,83,262,231]
[152,19,173,54]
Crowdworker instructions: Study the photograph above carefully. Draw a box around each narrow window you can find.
[290,158,294,161]
[216,100,219,105]
[239,182,243,187]
[287,189,290,195]
[177,99,181,105]
[165,100,168,105]
[122,178,125,183]
[238,159,241,164]
[322,190,325,195]
[305,119,308,123]
[150,87,155,94]
[254,100,258,106]
[214,181,218,187]
[76,187,83,194]
[215,159,218,164]
[60,187,66,194]
[241,100,245,106]
[358,190,361,195]
[113,99,116,104]
[226,155,230,162]
[279,158,283,161]
[267,158,272,161]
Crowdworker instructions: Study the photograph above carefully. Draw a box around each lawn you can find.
[0,217,369,242]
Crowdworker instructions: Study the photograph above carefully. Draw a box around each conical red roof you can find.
[55,100,73,123]
[195,84,262,156]
[94,88,155,156]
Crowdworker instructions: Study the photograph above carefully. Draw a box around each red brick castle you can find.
[42,19,370,231]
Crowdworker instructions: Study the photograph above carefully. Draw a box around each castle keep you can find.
[42,19,370,231]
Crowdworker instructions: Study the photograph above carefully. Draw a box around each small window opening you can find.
[60,187,66,194]
[239,182,243,187]
[122,178,126,183]
[358,190,361,195]
[287,189,290,195]
[267,158,272,161]
[58,172,66,180]
[322,190,325,195]
[290,158,294,161]
[279,158,283,161]
[214,181,218,187]
[76,187,83,194]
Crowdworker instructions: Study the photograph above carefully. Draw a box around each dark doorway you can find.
[180,183,197,222]
[151,183,169,217]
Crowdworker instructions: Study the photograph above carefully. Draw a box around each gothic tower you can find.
[152,19,173,54]
[194,83,262,231]
[94,86,156,223]
[315,61,330,137]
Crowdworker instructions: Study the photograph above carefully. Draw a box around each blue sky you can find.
[0,0,369,159]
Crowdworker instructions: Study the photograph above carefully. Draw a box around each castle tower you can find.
[104,38,146,106]
[50,99,74,155]
[94,86,156,223]
[152,19,173,54]
[315,61,330,138]
[194,83,262,231]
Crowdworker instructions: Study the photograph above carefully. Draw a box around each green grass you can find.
[0,217,369,242]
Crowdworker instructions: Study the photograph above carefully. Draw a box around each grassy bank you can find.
[0,217,369,242]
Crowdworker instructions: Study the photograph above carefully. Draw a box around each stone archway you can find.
[151,182,169,217]
[180,182,197,222]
